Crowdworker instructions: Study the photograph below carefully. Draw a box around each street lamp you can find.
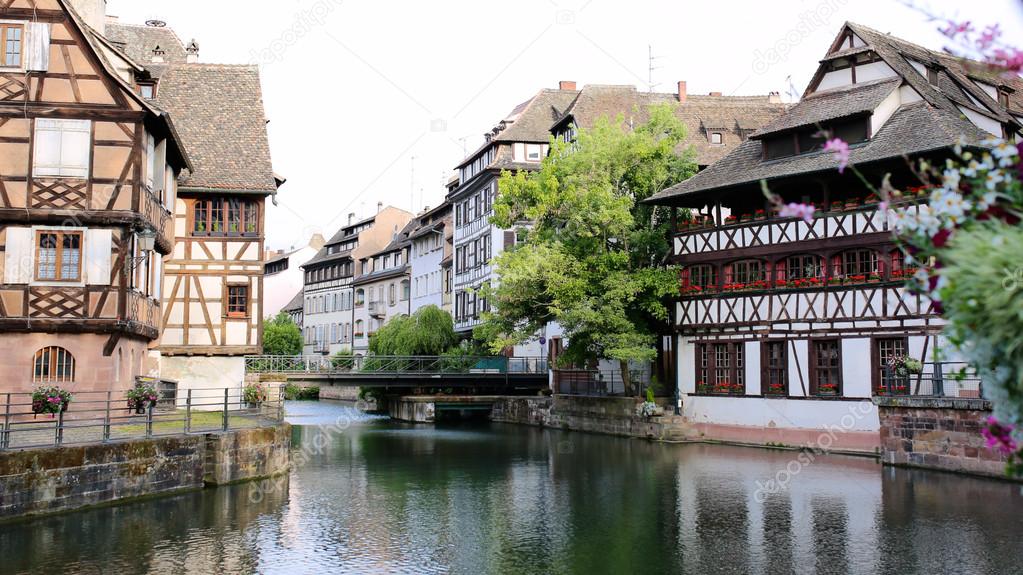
[127,228,157,273]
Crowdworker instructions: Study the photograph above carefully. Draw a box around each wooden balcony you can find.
[672,200,924,258]
[0,286,160,339]
[141,186,174,252]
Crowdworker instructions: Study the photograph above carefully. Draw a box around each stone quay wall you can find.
[0,423,291,521]
[875,397,1011,479]
[491,395,689,441]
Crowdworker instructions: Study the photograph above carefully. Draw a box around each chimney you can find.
[768,91,782,104]
[377,201,384,213]
[186,40,200,64]
[68,0,107,34]
[710,91,723,97]
[309,233,326,250]
[559,80,577,91]
[347,213,355,225]
[677,81,687,104]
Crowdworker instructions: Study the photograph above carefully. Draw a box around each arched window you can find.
[683,265,717,289]
[34,347,75,383]
[727,259,767,285]
[355,320,365,337]
[400,279,410,301]
[355,289,365,307]
[783,254,823,280]
[837,249,879,278]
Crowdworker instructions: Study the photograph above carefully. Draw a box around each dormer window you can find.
[709,132,723,145]
[138,82,156,100]
[926,67,938,85]
[998,89,1010,109]
[2,23,23,68]
[762,117,869,161]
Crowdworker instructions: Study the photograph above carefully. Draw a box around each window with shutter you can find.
[1,23,22,68]
[33,119,91,178]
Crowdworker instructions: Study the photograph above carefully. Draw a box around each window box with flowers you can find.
[724,215,738,225]
[844,197,862,210]
[754,209,767,221]
[765,382,787,397]
[32,386,72,417]
[830,200,844,212]
[126,381,159,414]
[846,274,867,284]
[817,383,841,397]
[827,277,844,287]
[867,272,882,283]
[865,192,880,205]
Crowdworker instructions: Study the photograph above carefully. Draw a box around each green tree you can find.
[263,312,303,355]
[475,104,696,390]
[369,305,459,356]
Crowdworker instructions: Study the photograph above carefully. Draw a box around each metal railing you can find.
[876,362,984,398]
[245,355,549,376]
[0,385,285,452]
[554,369,647,397]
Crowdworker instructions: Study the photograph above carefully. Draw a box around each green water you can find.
[1,400,1021,574]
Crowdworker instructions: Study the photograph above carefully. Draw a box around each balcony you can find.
[141,186,174,252]
[368,301,386,318]
[673,197,925,257]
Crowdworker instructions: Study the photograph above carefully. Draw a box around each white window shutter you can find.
[60,121,91,178]
[4,227,34,284]
[33,121,61,177]
[25,23,51,72]
[85,229,112,286]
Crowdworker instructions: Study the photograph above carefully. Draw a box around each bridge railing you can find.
[245,355,549,376]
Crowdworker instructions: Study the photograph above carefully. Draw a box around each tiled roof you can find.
[353,265,409,287]
[104,21,190,67]
[751,78,900,138]
[649,102,992,201]
[493,88,580,143]
[153,64,278,193]
[302,248,353,269]
[553,85,789,166]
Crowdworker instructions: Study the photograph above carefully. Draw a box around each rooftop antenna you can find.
[648,45,662,93]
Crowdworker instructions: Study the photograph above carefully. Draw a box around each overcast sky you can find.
[106,0,1023,250]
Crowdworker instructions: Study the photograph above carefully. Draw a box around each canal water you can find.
[1,400,1021,575]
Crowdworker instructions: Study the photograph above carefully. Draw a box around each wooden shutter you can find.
[4,227,33,284]
[24,22,50,72]
[503,230,516,249]
[84,229,112,285]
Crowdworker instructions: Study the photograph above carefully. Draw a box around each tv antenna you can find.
[648,45,663,92]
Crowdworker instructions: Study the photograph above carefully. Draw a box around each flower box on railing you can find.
[765,383,787,396]
[816,384,840,397]
[696,381,745,396]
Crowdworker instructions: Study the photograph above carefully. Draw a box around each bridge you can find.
[245,355,550,393]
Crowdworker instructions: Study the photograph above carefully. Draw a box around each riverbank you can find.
[0,423,291,522]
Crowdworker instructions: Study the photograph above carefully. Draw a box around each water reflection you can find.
[0,401,1020,575]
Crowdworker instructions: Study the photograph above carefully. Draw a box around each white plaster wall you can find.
[788,340,809,397]
[264,246,316,317]
[685,396,880,432]
[871,87,902,136]
[958,106,1003,136]
[855,61,897,83]
[745,341,761,395]
[841,338,873,398]
[818,68,852,91]
[161,356,245,411]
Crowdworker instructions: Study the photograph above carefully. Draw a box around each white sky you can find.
[105,0,1023,250]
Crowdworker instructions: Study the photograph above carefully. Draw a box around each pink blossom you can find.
[778,203,816,224]
[940,20,974,39]
[824,138,851,173]
[878,201,889,213]
[977,24,1001,50]
[982,417,1019,456]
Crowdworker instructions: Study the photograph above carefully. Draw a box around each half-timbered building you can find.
[104,16,282,390]
[647,22,1020,450]
[0,0,189,393]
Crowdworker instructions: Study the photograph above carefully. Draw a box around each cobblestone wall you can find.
[875,397,1010,479]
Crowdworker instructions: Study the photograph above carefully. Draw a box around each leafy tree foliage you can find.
[369,305,459,356]
[475,104,696,368]
[263,312,303,356]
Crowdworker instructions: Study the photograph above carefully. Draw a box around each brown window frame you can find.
[728,259,766,285]
[840,248,879,277]
[1,23,23,69]
[33,346,75,383]
[761,341,788,396]
[226,284,249,318]
[35,230,83,283]
[873,336,910,394]
[809,339,843,397]
[695,342,745,396]
[191,198,261,237]
[684,264,718,289]
[786,254,824,281]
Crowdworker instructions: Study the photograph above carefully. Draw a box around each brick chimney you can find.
[309,233,326,250]
[186,40,200,64]
[68,0,107,34]
[377,201,384,213]
[559,80,577,91]
[677,81,687,104]
[710,91,723,97]
[768,91,782,104]
[347,213,356,225]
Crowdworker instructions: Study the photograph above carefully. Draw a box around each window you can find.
[729,260,765,285]
[355,289,365,306]
[811,340,842,396]
[33,119,91,178]
[35,231,82,282]
[227,285,249,318]
[192,198,259,236]
[401,279,410,301]
[2,23,22,68]
[840,249,878,277]
[355,319,365,337]
[695,343,745,395]
[138,82,156,99]
[684,264,717,289]
[709,132,723,145]
[926,67,938,85]
[786,254,823,280]
[876,337,909,394]
[388,283,396,306]
[763,342,788,396]
[33,347,75,383]
[526,144,543,161]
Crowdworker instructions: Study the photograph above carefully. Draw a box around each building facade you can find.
[647,22,1020,450]
[263,233,323,317]
[408,202,452,315]
[300,206,412,356]
[0,0,188,393]
[352,226,413,354]
[104,14,281,391]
